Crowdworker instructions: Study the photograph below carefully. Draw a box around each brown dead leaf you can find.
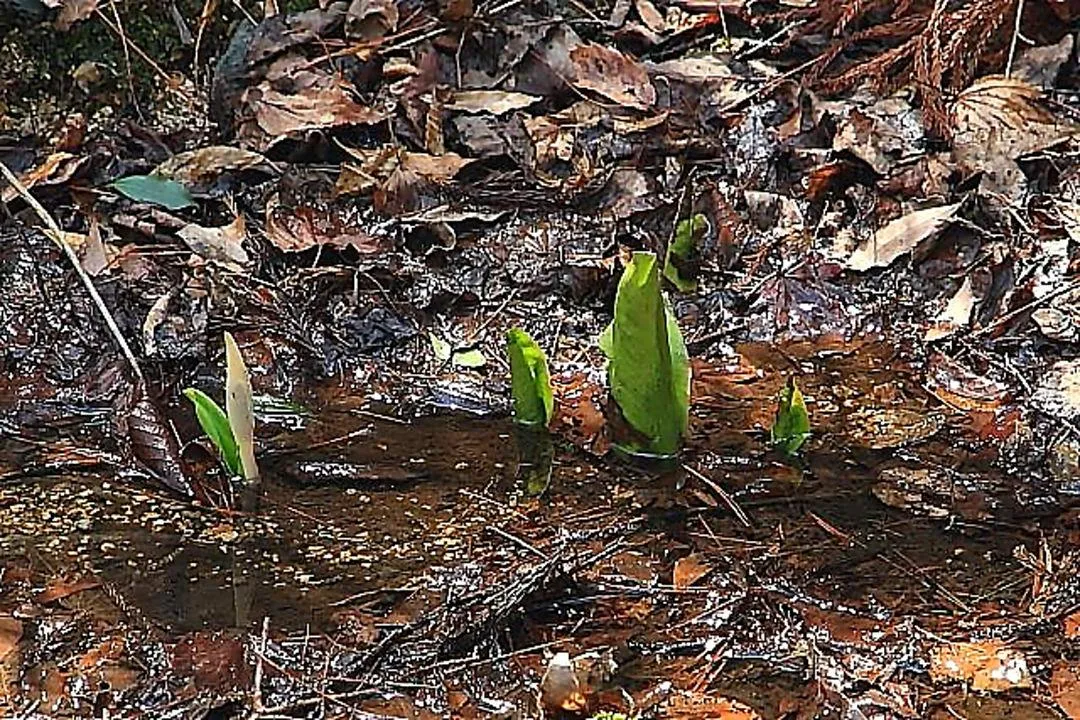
[1065,610,1080,639]
[846,202,962,271]
[1032,359,1080,421]
[247,84,386,150]
[177,214,249,269]
[0,618,22,661]
[635,0,666,33]
[929,640,1032,692]
[336,146,472,198]
[446,90,539,115]
[673,553,710,590]
[663,691,762,719]
[540,653,588,713]
[1052,662,1080,719]
[36,577,100,604]
[55,0,98,30]
[265,194,385,253]
[925,353,1010,413]
[345,0,398,41]
[925,275,978,341]
[570,43,656,109]
[171,632,251,691]
[952,76,1079,198]
[1,152,86,203]
[154,146,267,189]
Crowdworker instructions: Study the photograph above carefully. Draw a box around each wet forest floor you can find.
[4,0,1080,718]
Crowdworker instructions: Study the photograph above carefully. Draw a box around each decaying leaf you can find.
[1052,661,1080,720]
[929,640,1032,692]
[570,43,656,109]
[154,146,268,189]
[55,0,98,31]
[539,652,587,712]
[245,84,386,150]
[925,353,1009,413]
[36,577,100,604]
[345,0,398,41]
[925,275,977,341]
[0,618,22,662]
[177,214,249,269]
[1,152,86,203]
[846,202,962,271]
[662,691,763,719]
[1032,359,1080,421]
[673,553,710,589]
[445,90,540,115]
[952,76,1079,198]
[265,194,386,253]
[126,383,194,496]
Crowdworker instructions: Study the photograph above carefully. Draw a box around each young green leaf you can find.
[506,327,554,426]
[601,251,691,456]
[183,387,242,476]
[224,332,259,482]
[109,175,195,210]
[771,377,811,456]
[663,213,708,293]
[452,347,487,368]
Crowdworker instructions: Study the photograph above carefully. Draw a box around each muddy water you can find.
[0,341,1074,717]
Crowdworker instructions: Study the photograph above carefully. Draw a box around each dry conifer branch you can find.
[0,160,146,384]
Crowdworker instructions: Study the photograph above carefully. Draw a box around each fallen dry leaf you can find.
[345,0,398,41]
[445,90,539,115]
[36,576,100,604]
[246,84,385,150]
[1032,359,1080,421]
[925,353,1009,413]
[952,75,1079,198]
[929,640,1032,692]
[265,194,385,253]
[1052,662,1080,719]
[0,618,21,661]
[55,0,98,31]
[177,214,249,269]
[1065,610,1080,639]
[663,691,762,719]
[154,146,267,189]
[570,43,656,110]
[539,652,587,713]
[673,553,710,590]
[1,152,86,203]
[925,275,978,341]
[847,202,962,271]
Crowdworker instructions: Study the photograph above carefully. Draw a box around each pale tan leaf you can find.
[929,641,1032,692]
[224,332,259,482]
[570,43,656,109]
[445,90,540,115]
[925,275,976,341]
[154,146,267,188]
[249,85,385,146]
[846,202,961,271]
[177,214,249,269]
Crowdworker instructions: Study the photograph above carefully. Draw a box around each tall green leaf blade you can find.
[507,327,554,426]
[602,252,691,455]
[109,175,195,210]
[183,387,242,476]
[771,377,811,455]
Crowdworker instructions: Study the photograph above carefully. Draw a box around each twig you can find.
[252,616,270,711]
[969,278,1080,339]
[1004,0,1026,78]
[682,464,751,527]
[0,160,145,384]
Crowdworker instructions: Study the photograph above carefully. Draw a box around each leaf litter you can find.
[4,0,1080,717]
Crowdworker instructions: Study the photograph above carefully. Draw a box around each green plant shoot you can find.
[183,388,242,477]
[771,377,810,456]
[663,213,708,293]
[507,327,554,426]
[600,251,691,456]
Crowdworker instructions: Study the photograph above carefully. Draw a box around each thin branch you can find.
[0,160,145,384]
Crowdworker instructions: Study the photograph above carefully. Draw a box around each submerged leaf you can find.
[771,377,810,456]
[663,213,708,292]
[109,174,195,210]
[507,327,554,426]
[224,332,259,482]
[601,252,690,456]
[183,388,242,476]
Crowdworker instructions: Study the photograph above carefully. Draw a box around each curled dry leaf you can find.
[929,640,1032,692]
[244,84,386,150]
[952,76,1079,197]
[177,214,249,270]
[925,275,977,341]
[154,146,268,190]
[846,202,961,271]
[570,43,656,110]
[55,0,98,31]
[125,383,193,496]
[924,353,1009,413]
[345,0,398,40]
[445,90,540,115]
[336,146,473,197]
[1,152,87,203]
[265,193,386,253]
[673,553,710,590]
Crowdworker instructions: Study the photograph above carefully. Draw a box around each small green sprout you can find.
[663,213,708,292]
[771,377,810,456]
[506,327,554,427]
